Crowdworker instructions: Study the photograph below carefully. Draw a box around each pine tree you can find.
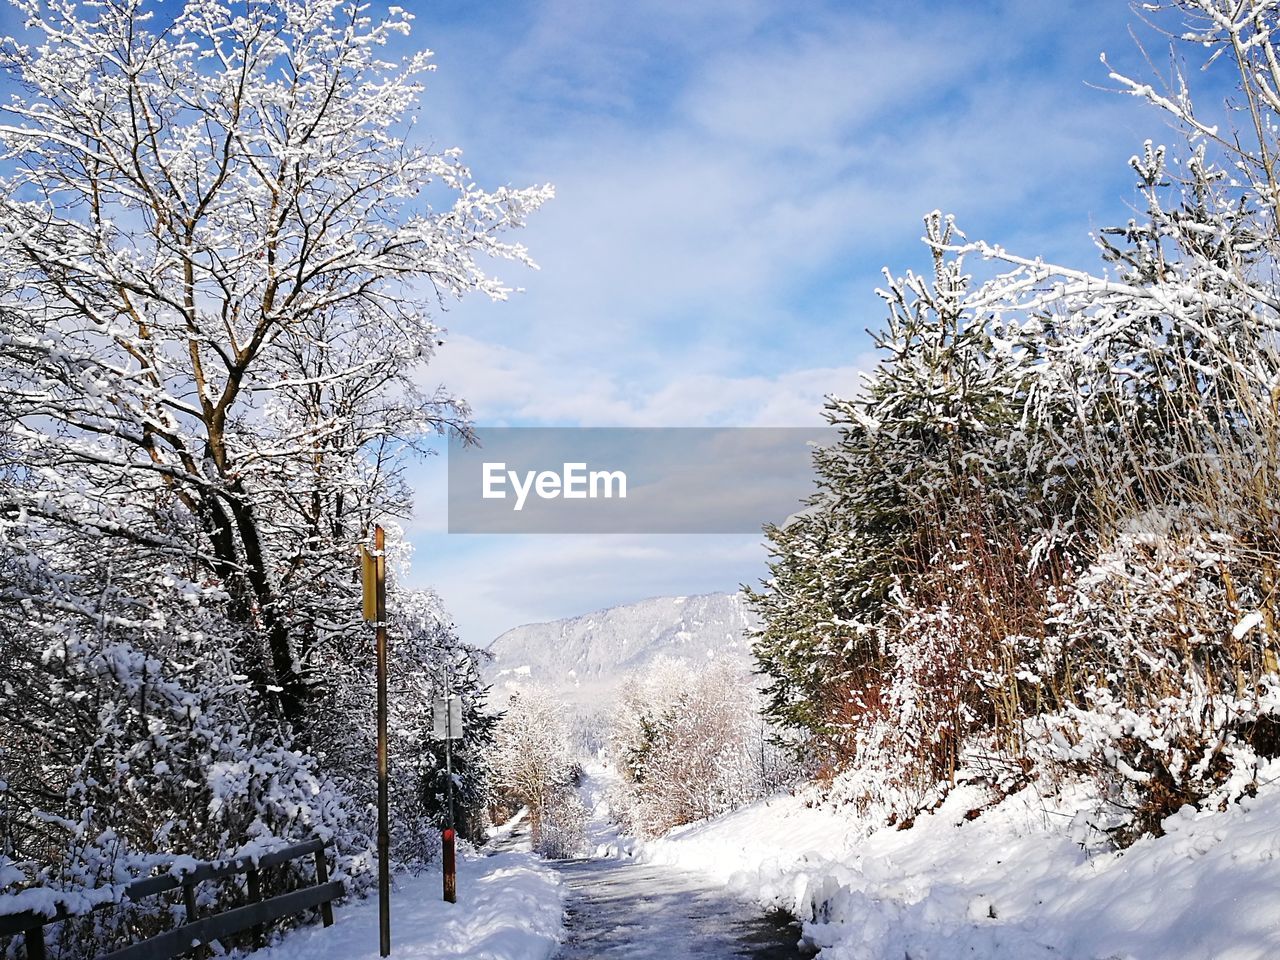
[748,214,1041,761]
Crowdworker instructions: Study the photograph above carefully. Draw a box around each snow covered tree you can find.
[607,658,793,838]
[748,214,1045,767]
[0,0,551,738]
[751,0,1280,838]
[388,590,498,849]
[488,686,583,854]
[0,1,547,951]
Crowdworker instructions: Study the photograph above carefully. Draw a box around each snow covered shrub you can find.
[533,788,589,860]
[1031,510,1280,842]
[0,545,374,959]
[489,687,579,846]
[607,659,794,838]
[813,508,1062,824]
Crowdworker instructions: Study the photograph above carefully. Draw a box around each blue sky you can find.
[387,0,1187,643]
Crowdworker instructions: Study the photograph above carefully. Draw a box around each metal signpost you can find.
[359,527,391,957]
[432,690,464,903]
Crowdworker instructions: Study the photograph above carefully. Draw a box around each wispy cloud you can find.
[427,333,874,427]
[415,0,1159,414]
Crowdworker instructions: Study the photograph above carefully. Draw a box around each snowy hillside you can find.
[484,592,758,706]
[639,765,1280,960]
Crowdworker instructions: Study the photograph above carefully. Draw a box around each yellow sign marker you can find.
[359,543,381,622]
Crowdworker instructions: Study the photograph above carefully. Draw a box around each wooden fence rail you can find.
[0,838,341,960]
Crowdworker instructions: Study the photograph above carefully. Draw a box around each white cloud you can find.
[397,0,1170,640]
[424,332,875,426]
[678,15,989,150]
[415,4,1158,427]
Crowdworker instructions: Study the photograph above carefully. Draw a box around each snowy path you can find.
[551,855,810,959]
[254,843,563,960]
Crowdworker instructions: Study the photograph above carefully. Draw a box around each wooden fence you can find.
[0,838,342,960]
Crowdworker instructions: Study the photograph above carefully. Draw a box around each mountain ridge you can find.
[483,591,759,707]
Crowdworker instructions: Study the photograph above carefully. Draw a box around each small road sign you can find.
[432,696,464,740]
[433,690,463,904]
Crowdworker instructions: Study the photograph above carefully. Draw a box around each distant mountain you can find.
[484,592,759,708]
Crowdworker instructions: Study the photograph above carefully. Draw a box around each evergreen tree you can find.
[748,214,1042,761]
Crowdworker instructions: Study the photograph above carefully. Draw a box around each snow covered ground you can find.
[553,762,808,958]
[247,758,1280,960]
[638,766,1280,960]
[578,761,634,857]
[257,845,564,960]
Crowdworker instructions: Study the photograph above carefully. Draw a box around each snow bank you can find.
[641,770,1280,960]
[257,848,563,960]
